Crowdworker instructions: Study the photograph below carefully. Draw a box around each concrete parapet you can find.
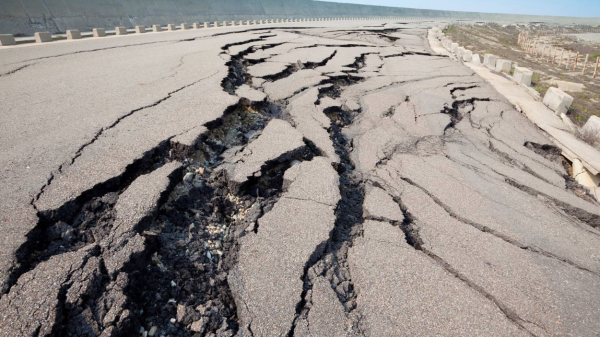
[462,50,473,62]
[35,32,52,43]
[451,43,459,54]
[582,115,600,137]
[66,29,81,39]
[115,26,127,35]
[181,23,190,30]
[543,87,574,115]
[483,54,499,69]
[93,28,106,37]
[471,54,482,64]
[495,59,512,73]
[135,26,145,34]
[0,34,16,46]
[153,24,162,32]
[513,67,533,87]
[167,24,176,31]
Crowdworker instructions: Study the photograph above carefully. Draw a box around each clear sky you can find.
[318,0,600,18]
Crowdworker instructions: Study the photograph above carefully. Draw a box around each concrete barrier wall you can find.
[1,0,599,36]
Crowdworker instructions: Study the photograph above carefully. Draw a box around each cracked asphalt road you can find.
[1,20,600,337]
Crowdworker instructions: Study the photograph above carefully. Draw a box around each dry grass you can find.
[445,24,600,128]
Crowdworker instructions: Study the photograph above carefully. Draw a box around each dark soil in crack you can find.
[315,75,364,103]
[119,100,282,336]
[221,38,283,95]
[287,104,365,336]
[262,50,338,82]
[122,96,321,337]
[442,97,491,132]
[5,142,174,296]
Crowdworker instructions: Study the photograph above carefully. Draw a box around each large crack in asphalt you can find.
[33,69,222,208]
[123,101,320,337]
[391,196,538,337]
[261,49,338,82]
[2,31,318,335]
[288,100,366,336]
[400,177,600,277]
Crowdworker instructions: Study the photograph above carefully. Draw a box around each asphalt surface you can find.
[1,19,600,337]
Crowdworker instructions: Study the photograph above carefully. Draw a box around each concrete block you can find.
[471,54,482,64]
[483,54,499,69]
[66,29,81,40]
[252,20,257,25]
[457,46,466,58]
[259,20,264,24]
[115,27,127,35]
[462,50,473,62]
[239,21,244,25]
[451,43,459,54]
[35,32,52,43]
[246,20,250,25]
[582,115,600,136]
[204,22,209,28]
[181,23,190,30]
[230,21,236,26]
[93,28,106,37]
[495,59,512,73]
[543,87,574,115]
[193,22,201,29]
[153,24,162,32]
[135,26,145,34]
[222,21,228,26]
[214,21,219,27]
[0,34,16,46]
[512,67,533,87]
[167,24,176,31]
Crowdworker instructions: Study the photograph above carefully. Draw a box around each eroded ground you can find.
[1,20,600,337]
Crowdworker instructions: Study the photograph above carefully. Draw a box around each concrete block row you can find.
[1,17,409,46]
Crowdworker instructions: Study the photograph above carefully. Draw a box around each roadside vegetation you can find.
[445,23,600,129]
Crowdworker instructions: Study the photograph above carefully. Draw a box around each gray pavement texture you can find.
[0,18,600,337]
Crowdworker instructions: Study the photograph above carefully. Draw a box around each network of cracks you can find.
[2,24,600,337]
